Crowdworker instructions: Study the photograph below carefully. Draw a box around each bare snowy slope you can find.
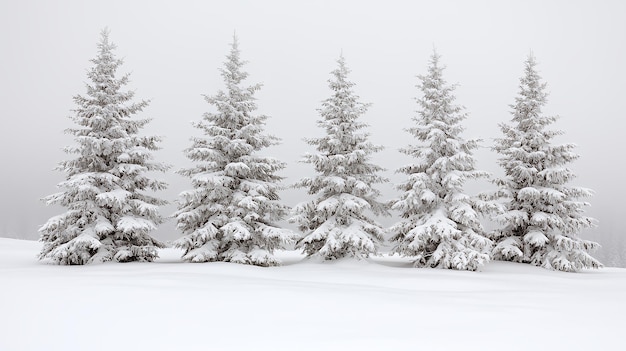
[1,238,624,350]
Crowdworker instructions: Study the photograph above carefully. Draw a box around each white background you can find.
[1,0,624,263]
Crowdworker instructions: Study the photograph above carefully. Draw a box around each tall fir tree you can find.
[174,35,294,267]
[39,29,169,264]
[290,55,388,260]
[489,54,601,272]
[388,51,492,271]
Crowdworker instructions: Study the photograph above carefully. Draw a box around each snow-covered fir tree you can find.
[489,54,601,272]
[174,35,293,267]
[39,29,169,264]
[290,55,388,260]
[388,51,492,271]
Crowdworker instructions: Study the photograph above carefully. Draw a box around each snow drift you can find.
[1,238,624,350]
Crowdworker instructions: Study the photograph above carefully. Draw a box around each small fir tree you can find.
[39,29,169,264]
[174,35,293,267]
[290,55,388,260]
[489,54,601,272]
[388,51,492,271]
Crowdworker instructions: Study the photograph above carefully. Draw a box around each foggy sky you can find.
[1,1,624,255]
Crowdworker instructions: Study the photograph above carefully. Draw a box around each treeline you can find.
[38,30,600,272]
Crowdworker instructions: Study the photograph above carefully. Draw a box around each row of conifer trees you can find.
[38,29,601,272]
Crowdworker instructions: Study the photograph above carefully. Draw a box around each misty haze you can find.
[1,1,625,350]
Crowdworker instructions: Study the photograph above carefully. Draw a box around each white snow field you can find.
[1,238,625,351]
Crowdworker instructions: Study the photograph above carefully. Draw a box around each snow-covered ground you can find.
[1,238,624,351]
